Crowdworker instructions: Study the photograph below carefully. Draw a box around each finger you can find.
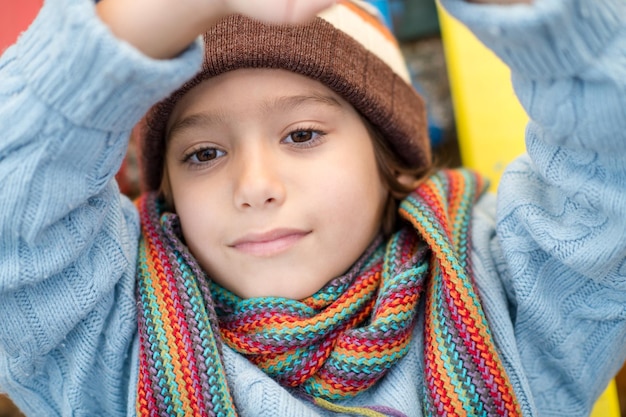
[227,0,336,25]
[283,0,337,24]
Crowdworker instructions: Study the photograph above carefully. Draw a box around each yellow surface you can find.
[592,381,622,417]
[438,5,527,192]
[437,5,621,416]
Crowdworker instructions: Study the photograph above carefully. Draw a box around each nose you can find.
[233,144,286,210]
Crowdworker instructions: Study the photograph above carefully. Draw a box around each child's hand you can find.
[222,0,337,25]
[97,0,335,60]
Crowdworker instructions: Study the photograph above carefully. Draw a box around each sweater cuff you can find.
[439,0,626,79]
[14,0,203,132]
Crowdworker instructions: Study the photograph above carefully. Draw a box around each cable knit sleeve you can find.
[0,0,202,415]
[440,0,626,415]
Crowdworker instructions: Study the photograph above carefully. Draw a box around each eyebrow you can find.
[167,92,344,140]
[262,93,343,114]
[167,112,223,140]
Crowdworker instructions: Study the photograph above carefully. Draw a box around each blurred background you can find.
[1,1,625,416]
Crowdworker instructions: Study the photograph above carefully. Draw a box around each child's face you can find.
[164,69,388,299]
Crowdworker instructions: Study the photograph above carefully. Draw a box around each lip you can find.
[229,228,311,257]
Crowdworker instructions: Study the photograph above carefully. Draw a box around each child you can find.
[1,0,625,415]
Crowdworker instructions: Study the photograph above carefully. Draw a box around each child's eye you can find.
[183,147,226,165]
[283,129,325,146]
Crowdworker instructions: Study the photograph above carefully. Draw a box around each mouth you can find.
[229,228,311,257]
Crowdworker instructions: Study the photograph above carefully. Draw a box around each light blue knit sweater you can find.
[1,0,625,416]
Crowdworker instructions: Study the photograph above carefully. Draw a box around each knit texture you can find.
[135,169,521,416]
[135,195,235,417]
[401,171,519,416]
[212,231,426,401]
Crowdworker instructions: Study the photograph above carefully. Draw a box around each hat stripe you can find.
[319,0,411,83]
[339,0,397,44]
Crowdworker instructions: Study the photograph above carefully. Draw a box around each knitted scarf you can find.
[135,169,522,417]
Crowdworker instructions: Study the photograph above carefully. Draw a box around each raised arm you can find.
[0,0,205,414]
[440,0,626,414]
[0,0,333,415]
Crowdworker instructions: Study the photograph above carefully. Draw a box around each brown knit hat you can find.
[140,0,430,192]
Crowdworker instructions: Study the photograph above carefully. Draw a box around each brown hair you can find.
[364,118,434,235]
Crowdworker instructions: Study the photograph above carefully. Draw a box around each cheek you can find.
[168,176,223,244]
[317,159,387,228]
[176,198,209,242]
[174,196,226,272]
[348,153,386,201]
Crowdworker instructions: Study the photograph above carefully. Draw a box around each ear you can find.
[396,173,419,190]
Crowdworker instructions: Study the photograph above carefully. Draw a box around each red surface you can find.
[1,1,43,53]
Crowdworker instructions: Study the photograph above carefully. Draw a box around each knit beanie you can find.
[140,0,430,192]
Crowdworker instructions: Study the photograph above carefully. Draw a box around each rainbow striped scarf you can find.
[135,169,521,417]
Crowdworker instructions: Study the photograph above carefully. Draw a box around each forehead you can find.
[166,68,351,130]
